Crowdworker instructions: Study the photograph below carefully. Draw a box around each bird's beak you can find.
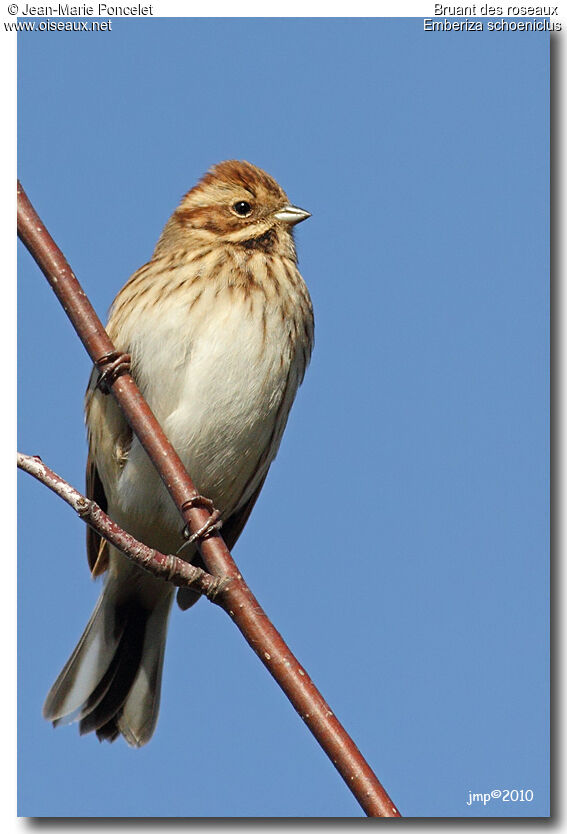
[274,204,311,226]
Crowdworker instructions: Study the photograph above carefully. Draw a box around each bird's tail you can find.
[43,570,173,747]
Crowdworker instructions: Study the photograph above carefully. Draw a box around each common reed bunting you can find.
[43,161,314,746]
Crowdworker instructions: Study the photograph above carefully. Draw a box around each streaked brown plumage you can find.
[43,161,314,746]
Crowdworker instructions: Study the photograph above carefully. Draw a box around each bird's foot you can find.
[96,351,132,393]
[179,495,223,550]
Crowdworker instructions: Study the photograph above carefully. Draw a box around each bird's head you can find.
[155,160,310,257]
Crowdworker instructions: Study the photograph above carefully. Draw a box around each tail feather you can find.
[43,589,123,724]
[118,598,170,747]
[78,603,148,737]
[43,574,172,747]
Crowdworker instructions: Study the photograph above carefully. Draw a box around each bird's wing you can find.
[221,470,269,551]
[84,367,132,576]
[85,451,110,576]
[176,471,268,611]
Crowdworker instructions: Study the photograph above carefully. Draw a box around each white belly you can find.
[112,284,300,549]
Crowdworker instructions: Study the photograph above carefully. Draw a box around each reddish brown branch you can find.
[17,452,226,599]
[17,180,401,818]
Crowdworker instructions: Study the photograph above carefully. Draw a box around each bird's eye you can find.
[232,201,252,217]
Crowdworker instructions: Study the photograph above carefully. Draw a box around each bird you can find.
[43,160,314,747]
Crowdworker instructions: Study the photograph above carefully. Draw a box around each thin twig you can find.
[17,452,227,599]
[17,180,401,818]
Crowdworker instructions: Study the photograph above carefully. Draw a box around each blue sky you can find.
[17,18,549,818]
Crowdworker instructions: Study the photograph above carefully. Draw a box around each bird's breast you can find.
[108,260,311,543]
